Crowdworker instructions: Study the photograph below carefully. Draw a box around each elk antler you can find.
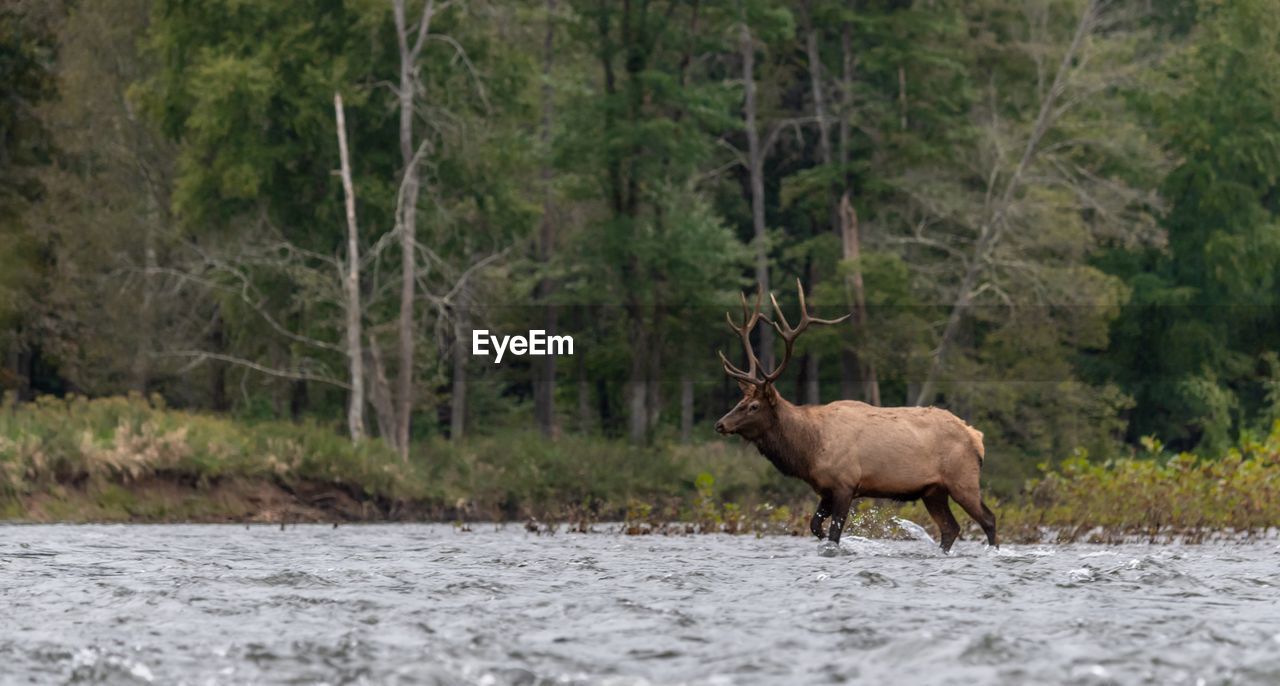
[718,286,766,385]
[718,280,848,388]
[762,278,849,384]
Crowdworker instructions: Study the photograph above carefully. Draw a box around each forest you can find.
[3,0,1280,516]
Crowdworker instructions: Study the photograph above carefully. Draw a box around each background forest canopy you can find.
[3,0,1280,495]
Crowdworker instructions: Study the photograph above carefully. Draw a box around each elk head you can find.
[714,279,848,439]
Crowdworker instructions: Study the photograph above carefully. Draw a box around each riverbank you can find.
[3,396,1279,543]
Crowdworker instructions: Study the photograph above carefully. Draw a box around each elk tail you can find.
[965,425,986,466]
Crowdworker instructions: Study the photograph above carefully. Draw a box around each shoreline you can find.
[5,474,1278,546]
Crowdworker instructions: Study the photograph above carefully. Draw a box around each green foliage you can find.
[5,0,1280,496]
[1004,421,1280,540]
[0,2,56,331]
[1101,0,1280,451]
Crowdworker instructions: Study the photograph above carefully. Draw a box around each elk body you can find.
[714,282,996,552]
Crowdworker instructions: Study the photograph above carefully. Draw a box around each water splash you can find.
[891,517,936,545]
[1067,566,1097,583]
[70,648,155,684]
[991,545,1056,560]
[817,540,853,557]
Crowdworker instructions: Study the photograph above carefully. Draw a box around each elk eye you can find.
[748,402,760,412]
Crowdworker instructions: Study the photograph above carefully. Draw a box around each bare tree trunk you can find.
[839,21,852,175]
[334,92,366,443]
[133,197,159,394]
[391,0,438,460]
[451,305,468,439]
[680,374,694,443]
[803,352,820,405]
[802,0,835,235]
[645,303,665,431]
[209,310,229,412]
[576,350,593,433]
[897,65,908,131]
[840,195,879,405]
[367,338,397,441]
[738,19,773,370]
[627,322,648,443]
[915,0,1099,406]
[799,6,833,409]
[627,381,646,443]
[646,378,662,432]
[840,351,858,401]
[533,0,559,438]
[829,16,880,406]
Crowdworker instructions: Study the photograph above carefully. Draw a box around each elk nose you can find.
[714,421,726,434]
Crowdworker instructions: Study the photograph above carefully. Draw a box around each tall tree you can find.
[390,0,435,456]
[562,0,745,442]
[1101,0,1280,451]
[0,0,56,397]
[334,92,366,442]
[532,0,560,438]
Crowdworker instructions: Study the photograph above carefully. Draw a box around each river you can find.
[2,524,1278,684]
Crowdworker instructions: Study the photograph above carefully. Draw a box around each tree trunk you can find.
[897,64,908,131]
[739,20,773,370]
[627,380,646,443]
[680,374,694,443]
[840,350,858,401]
[839,21,852,174]
[804,352,820,405]
[289,380,308,421]
[334,92,366,443]
[576,351,594,433]
[533,0,559,438]
[5,343,31,402]
[627,322,648,443]
[367,338,397,441]
[391,0,438,460]
[133,197,159,394]
[801,1,836,233]
[831,17,880,406]
[645,303,664,431]
[209,311,228,412]
[840,195,880,405]
[451,305,469,439]
[800,5,833,410]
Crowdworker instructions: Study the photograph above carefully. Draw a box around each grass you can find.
[0,393,806,524]
[2,394,1278,543]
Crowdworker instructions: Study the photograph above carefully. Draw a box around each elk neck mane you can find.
[749,398,820,479]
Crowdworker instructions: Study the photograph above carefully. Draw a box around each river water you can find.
[2,524,1278,685]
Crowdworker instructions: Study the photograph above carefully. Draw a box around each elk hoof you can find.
[809,513,826,539]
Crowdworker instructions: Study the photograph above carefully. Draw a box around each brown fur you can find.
[716,383,996,551]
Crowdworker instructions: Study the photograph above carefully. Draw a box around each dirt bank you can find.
[6,476,443,524]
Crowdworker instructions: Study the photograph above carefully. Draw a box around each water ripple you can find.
[1,524,1277,685]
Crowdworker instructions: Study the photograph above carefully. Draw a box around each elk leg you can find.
[951,489,999,548]
[826,490,854,545]
[922,490,960,553]
[810,493,833,539]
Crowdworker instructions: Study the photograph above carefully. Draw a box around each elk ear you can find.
[736,379,755,395]
[762,383,781,406]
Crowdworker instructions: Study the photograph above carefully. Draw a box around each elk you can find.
[714,281,997,552]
